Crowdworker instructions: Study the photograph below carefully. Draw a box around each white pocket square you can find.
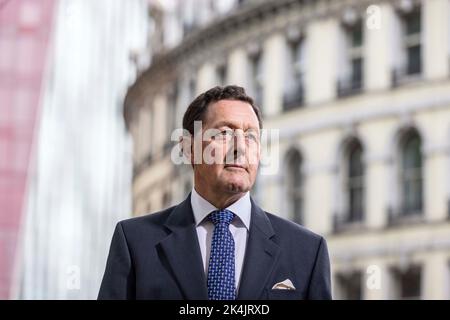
[271,279,296,290]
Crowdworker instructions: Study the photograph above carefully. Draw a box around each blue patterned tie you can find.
[207,209,236,300]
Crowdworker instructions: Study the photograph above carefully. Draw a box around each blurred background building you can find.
[125,0,450,299]
[0,0,56,299]
[1,0,151,299]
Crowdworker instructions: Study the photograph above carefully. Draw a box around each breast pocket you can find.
[266,289,304,300]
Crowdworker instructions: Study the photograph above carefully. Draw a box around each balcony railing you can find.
[391,63,422,87]
[337,76,363,97]
[387,206,424,227]
[333,211,364,233]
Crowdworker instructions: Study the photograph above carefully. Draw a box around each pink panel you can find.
[0,0,56,299]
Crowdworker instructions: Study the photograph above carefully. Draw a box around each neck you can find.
[194,185,246,209]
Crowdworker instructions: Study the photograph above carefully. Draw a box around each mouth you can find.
[224,164,247,171]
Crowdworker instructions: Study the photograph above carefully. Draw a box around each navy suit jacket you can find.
[98,194,332,300]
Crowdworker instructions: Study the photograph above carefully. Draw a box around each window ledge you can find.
[392,69,422,87]
[332,214,366,234]
[336,79,363,98]
[387,209,425,227]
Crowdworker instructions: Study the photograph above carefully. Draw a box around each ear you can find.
[180,134,194,166]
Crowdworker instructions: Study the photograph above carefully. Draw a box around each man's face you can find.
[193,99,260,195]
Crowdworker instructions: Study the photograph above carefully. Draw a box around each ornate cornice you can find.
[125,0,383,113]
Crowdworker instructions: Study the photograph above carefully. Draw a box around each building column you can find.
[360,119,398,229]
[301,132,338,234]
[423,0,450,80]
[422,251,448,299]
[262,32,284,116]
[305,17,338,105]
[153,94,167,152]
[365,157,390,228]
[419,111,450,222]
[365,3,392,91]
[196,62,216,93]
[303,170,333,234]
[227,48,249,90]
[423,150,449,222]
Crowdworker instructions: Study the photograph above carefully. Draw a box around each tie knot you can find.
[209,209,235,226]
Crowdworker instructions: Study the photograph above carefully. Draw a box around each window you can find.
[400,130,423,215]
[407,44,421,74]
[165,83,178,150]
[249,52,263,110]
[283,37,305,111]
[182,0,198,36]
[335,271,362,300]
[346,140,364,222]
[216,63,227,86]
[404,8,421,75]
[392,6,422,85]
[337,20,364,97]
[188,77,196,102]
[391,265,422,299]
[334,138,365,232]
[285,149,303,225]
[137,107,152,164]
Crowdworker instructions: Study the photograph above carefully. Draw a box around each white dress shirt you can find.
[190,187,251,292]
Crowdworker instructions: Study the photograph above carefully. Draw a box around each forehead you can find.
[204,99,259,129]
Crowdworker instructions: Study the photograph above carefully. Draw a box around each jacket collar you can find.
[159,193,279,300]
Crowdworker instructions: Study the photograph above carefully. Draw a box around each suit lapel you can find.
[158,194,208,299]
[237,198,280,300]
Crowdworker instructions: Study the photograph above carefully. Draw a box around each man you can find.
[98,85,331,300]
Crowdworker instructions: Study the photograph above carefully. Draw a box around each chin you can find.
[219,170,253,192]
[226,185,247,193]
[223,179,250,193]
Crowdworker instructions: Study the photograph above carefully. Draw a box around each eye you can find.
[213,129,233,140]
[245,131,259,142]
[224,129,234,136]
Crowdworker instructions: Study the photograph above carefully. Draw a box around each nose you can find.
[232,130,246,163]
[233,131,245,149]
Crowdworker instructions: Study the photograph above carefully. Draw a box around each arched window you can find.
[346,140,364,222]
[399,130,423,215]
[285,149,303,224]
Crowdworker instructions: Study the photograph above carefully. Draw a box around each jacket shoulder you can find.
[264,211,324,245]
[117,206,176,239]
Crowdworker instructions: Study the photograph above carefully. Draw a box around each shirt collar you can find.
[190,187,251,230]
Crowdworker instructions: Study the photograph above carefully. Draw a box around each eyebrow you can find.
[211,120,259,130]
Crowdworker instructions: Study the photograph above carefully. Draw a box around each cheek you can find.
[246,143,260,161]
[204,141,228,164]
[248,164,258,178]
[198,163,221,180]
